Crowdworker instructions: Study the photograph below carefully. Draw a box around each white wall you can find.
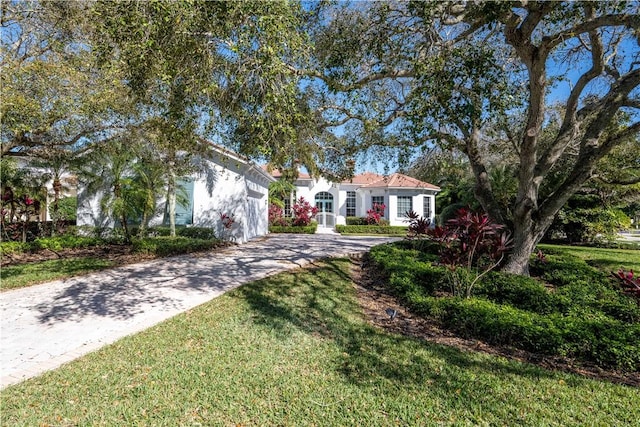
[78,150,272,243]
[289,179,439,228]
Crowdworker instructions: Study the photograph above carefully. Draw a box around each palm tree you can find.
[30,148,75,235]
[269,179,296,209]
[76,138,139,241]
[130,153,167,237]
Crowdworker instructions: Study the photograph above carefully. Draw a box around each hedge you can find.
[336,225,407,235]
[368,242,640,370]
[131,237,222,256]
[269,224,317,234]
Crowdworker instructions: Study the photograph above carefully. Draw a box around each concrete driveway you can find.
[0,233,398,389]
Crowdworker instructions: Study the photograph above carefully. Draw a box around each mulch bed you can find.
[349,256,640,388]
[2,245,156,268]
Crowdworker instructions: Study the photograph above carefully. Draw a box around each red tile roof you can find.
[262,167,439,191]
[261,165,311,179]
[360,173,440,190]
[341,172,384,185]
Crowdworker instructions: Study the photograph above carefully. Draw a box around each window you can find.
[284,191,296,217]
[371,196,384,209]
[346,191,356,217]
[397,196,412,217]
[164,179,194,225]
[423,196,432,219]
[314,191,333,213]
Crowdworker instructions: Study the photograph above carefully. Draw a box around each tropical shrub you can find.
[132,236,220,256]
[612,269,640,302]
[177,227,217,240]
[32,235,102,251]
[406,210,431,238]
[269,224,317,234]
[365,203,386,225]
[268,203,288,226]
[346,217,368,225]
[336,225,407,235]
[0,241,30,256]
[369,242,640,370]
[292,197,318,226]
[428,208,512,298]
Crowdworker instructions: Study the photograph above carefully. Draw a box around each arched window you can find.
[314,191,333,213]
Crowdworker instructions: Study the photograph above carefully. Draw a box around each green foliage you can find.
[32,235,102,252]
[269,224,317,234]
[176,227,217,240]
[345,216,368,225]
[549,193,631,243]
[336,225,407,235]
[131,237,220,257]
[50,197,77,221]
[1,1,134,156]
[0,235,102,256]
[0,241,30,256]
[370,242,640,370]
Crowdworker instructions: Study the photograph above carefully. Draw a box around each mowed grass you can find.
[539,244,640,272]
[0,258,116,291]
[2,259,639,426]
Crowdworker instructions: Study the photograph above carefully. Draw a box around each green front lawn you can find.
[539,244,640,272]
[2,259,638,426]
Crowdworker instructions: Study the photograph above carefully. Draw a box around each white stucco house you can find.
[266,168,440,228]
[77,144,275,243]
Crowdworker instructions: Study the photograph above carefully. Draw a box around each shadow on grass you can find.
[233,258,574,391]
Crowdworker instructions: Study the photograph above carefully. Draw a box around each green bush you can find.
[336,225,407,235]
[269,224,317,234]
[177,227,217,240]
[476,272,557,314]
[346,217,368,225]
[132,237,220,257]
[0,241,30,256]
[369,241,640,370]
[32,235,102,252]
[49,196,77,221]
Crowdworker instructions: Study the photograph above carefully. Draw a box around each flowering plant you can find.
[292,197,318,226]
[366,203,386,225]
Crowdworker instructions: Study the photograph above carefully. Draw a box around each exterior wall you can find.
[77,188,115,230]
[78,150,272,243]
[293,177,340,227]
[288,178,439,228]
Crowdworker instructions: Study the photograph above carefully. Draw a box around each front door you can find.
[314,192,334,227]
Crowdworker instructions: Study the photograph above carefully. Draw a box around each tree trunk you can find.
[51,177,61,237]
[502,216,537,275]
[167,170,177,238]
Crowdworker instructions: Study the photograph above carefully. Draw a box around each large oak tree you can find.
[303,1,640,274]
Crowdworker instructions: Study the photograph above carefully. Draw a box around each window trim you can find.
[397,196,413,218]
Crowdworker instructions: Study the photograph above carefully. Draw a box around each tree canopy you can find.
[301,0,640,274]
[2,0,639,275]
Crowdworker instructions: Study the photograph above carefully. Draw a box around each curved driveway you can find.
[1,233,397,389]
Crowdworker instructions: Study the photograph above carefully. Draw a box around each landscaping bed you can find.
[1,231,229,290]
[367,241,640,375]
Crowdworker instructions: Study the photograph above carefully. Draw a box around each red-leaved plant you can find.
[292,197,319,226]
[268,203,288,226]
[366,203,386,225]
[427,207,513,298]
[406,210,431,237]
[611,269,640,303]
